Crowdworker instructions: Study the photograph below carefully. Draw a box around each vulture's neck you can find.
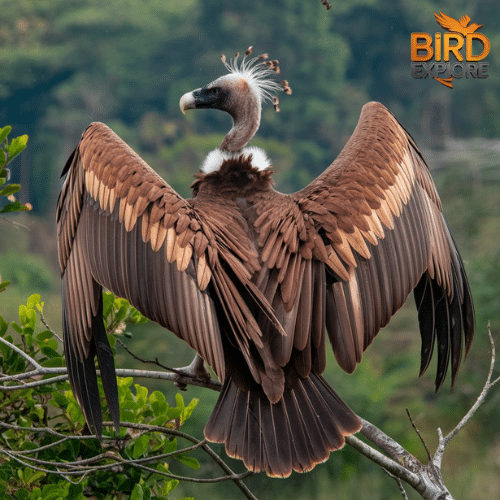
[220,91,261,153]
[201,80,272,174]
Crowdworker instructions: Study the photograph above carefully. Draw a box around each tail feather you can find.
[204,374,361,477]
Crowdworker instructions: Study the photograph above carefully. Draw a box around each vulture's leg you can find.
[173,353,211,390]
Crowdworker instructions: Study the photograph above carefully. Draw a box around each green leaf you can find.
[67,401,84,425]
[175,393,185,412]
[0,280,10,292]
[165,407,182,420]
[40,484,69,500]
[102,291,115,318]
[134,383,149,406]
[182,398,199,422]
[0,153,7,172]
[0,126,11,145]
[150,391,167,417]
[15,488,29,500]
[115,301,130,323]
[41,357,65,368]
[0,315,8,336]
[130,484,144,500]
[25,309,36,330]
[12,322,22,334]
[128,308,148,325]
[26,470,45,486]
[40,346,60,359]
[149,414,168,429]
[175,454,200,469]
[37,337,58,352]
[35,330,54,343]
[107,333,116,348]
[6,134,28,162]
[32,404,44,421]
[0,200,30,213]
[133,434,150,459]
[67,484,84,500]
[162,437,177,454]
[143,486,152,500]
[19,305,27,326]
[164,479,179,494]
[52,391,68,407]
[0,183,21,197]
[29,487,42,500]
[27,294,41,310]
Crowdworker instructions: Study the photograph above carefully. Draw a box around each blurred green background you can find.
[1,0,499,498]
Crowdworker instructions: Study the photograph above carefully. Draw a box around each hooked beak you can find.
[179,90,199,114]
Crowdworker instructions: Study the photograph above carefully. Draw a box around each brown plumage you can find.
[57,51,474,478]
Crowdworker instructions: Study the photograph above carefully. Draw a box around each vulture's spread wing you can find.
[292,102,474,388]
[56,122,279,436]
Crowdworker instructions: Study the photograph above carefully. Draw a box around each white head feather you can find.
[219,50,284,107]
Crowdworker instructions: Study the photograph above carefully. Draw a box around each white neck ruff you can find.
[201,147,271,174]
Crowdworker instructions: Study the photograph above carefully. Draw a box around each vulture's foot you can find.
[173,354,211,390]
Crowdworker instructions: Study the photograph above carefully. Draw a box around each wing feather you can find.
[287,101,474,386]
[58,122,286,436]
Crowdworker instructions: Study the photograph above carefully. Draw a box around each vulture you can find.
[57,48,475,478]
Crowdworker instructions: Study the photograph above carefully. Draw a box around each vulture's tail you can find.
[204,373,362,477]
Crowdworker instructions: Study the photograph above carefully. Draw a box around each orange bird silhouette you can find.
[434,12,482,36]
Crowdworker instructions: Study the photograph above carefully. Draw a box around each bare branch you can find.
[434,323,498,468]
[0,335,42,370]
[346,325,499,500]
[345,432,420,486]
[39,308,63,343]
[406,409,433,462]
[383,469,410,500]
[0,333,222,392]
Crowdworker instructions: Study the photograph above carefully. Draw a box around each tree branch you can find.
[0,420,257,500]
[348,325,499,500]
[1,325,498,500]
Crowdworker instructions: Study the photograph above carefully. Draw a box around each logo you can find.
[411,12,490,88]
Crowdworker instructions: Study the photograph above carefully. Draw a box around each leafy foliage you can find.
[0,125,29,215]
[0,293,199,500]
[0,125,31,293]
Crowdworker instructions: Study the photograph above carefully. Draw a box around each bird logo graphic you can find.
[433,12,483,88]
[434,11,483,89]
[434,12,483,37]
[411,13,489,88]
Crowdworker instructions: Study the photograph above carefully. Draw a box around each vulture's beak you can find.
[179,90,198,114]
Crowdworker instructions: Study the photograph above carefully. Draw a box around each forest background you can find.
[0,0,499,498]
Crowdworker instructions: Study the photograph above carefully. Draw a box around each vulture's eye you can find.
[208,87,219,96]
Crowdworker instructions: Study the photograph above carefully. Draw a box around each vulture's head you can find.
[180,48,291,172]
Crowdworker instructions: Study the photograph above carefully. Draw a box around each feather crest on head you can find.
[220,47,291,111]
